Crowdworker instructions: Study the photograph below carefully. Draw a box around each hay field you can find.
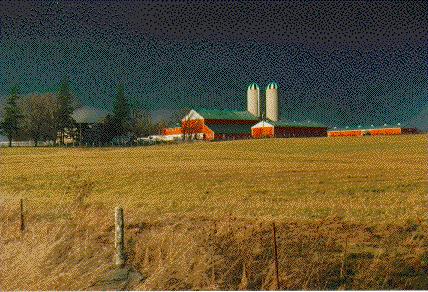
[1,134,427,223]
[0,135,427,290]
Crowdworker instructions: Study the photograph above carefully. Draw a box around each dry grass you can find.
[1,135,427,223]
[0,135,427,290]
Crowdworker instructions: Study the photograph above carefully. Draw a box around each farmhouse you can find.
[71,106,110,144]
[72,106,109,125]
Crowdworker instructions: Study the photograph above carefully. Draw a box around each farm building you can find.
[162,124,183,140]
[251,121,274,138]
[178,108,259,140]
[71,106,110,144]
[72,106,110,125]
[251,120,328,138]
[327,124,419,137]
[163,82,329,141]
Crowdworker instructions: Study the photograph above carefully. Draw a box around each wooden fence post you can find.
[272,222,279,290]
[20,198,25,232]
[340,236,348,280]
[239,262,249,290]
[115,207,125,266]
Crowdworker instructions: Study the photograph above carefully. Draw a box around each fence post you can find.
[115,207,125,266]
[239,262,249,290]
[272,222,279,290]
[20,198,25,232]
[340,237,348,280]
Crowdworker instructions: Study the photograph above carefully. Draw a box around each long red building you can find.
[327,125,418,137]
[163,108,328,141]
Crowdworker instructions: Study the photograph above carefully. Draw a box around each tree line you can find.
[0,79,169,147]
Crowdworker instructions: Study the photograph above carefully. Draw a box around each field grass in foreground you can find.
[0,135,427,290]
[1,134,427,224]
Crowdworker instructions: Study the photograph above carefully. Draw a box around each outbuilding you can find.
[327,124,419,137]
[251,121,274,138]
[251,120,328,138]
[272,121,328,138]
[71,106,110,145]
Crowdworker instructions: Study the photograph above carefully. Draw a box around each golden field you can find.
[0,135,427,290]
[1,134,427,223]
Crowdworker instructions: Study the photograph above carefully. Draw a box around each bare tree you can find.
[181,114,196,141]
[173,108,203,142]
[129,108,155,138]
[21,94,60,146]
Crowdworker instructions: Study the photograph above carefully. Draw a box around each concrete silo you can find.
[247,83,260,117]
[266,82,279,122]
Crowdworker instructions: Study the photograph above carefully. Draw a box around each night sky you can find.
[0,1,427,127]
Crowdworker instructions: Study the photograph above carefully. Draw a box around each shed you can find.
[251,121,274,138]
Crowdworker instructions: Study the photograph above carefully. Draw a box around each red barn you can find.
[162,127,182,136]
[251,121,274,138]
[327,124,419,137]
[251,120,328,138]
[180,108,259,140]
[165,109,329,141]
[272,121,328,138]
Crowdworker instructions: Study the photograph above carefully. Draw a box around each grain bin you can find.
[266,82,279,122]
[247,83,260,117]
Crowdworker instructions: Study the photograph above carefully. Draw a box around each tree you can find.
[129,108,155,138]
[169,108,191,141]
[85,114,116,146]
[0,85,23,147]
[21,94,60,146]
[179,109,202,141]
[57,77,75,145]
[155,119,168,136]
[112,83,130,137]
[181,114,193,141]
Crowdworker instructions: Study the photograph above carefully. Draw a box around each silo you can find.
[266,82,279,122]
[247,83,260,117]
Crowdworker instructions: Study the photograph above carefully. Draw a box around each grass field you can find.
[0,135,427,290]
[1,134,427,223]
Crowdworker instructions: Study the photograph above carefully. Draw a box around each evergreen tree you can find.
[112,83,130,136]
[57,77,74,145]
[0,85,23,147]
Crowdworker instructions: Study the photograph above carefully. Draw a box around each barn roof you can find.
[205,123,252,135]
[252,121,274,128]
[195,108,259,121]
[272,120,328,128]
[72,106,110,124]
[328,123,409,132]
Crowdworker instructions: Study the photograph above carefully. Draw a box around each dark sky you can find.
[0,1,427,126]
